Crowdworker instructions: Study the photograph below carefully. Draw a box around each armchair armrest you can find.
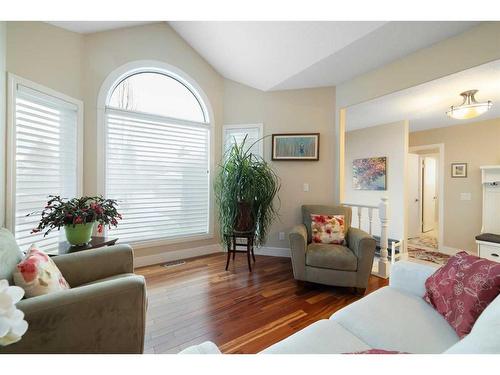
[1,274,146,353]
[389,260,438,297]
[289,224,308,280]
[53,244,134,287]
[347,227,375,259]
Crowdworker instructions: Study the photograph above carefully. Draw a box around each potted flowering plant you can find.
[29,195,122,246]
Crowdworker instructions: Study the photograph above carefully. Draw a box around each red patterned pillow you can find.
[423,251,500,338]
[310,214,345,245]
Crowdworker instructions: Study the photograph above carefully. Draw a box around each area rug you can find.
[407,247,450,265]
[407,234,438,249]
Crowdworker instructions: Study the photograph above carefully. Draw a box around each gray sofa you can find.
[289,205,376,292]
[0,228,147,354]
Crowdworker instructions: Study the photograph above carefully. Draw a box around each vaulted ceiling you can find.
[47,21,480,92]
[169,21,480,91]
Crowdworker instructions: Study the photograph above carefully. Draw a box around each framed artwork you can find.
[271,133,320,161]
[352,157,387,190]
[451,163,467,178]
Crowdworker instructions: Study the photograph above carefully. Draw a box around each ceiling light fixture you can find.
[446,90,492,120]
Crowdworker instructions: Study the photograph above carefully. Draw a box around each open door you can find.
[422,156,437,233]
[408,153,420,238]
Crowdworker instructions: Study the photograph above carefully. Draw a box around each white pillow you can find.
[13,244,70,298]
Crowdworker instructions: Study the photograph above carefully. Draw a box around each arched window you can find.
[103,67,211,244]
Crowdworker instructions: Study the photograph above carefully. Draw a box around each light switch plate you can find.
[460,192,471,201]
[303,183,310,192]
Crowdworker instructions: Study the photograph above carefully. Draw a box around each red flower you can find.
[74,216,83,224]
[97,223,103,233]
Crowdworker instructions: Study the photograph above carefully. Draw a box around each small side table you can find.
[48,236,118,257]
[224,231,256,272]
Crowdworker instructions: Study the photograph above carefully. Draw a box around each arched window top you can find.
[107,71,207,123]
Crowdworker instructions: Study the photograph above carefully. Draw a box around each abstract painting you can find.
[352,157,387,190]
[272,133,320,161]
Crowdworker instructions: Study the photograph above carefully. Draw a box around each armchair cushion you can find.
[306,243,357,271]
[302,205,352,243]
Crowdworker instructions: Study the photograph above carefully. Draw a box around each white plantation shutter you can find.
[104,107,210,243]
[223,124,263,159]
[11,83,80,253]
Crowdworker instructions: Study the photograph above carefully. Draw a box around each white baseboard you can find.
[134,243,223,268]
[439,246,464,255]
[254,246,291,258]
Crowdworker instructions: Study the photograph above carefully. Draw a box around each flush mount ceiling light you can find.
[446,90,492,120]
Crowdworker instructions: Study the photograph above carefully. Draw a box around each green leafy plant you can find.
[214,136,280,247]
[28,195,122,237]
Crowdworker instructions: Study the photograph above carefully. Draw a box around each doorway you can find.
[407,144,444,251]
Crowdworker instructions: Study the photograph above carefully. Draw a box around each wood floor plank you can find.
[136,253,388,354]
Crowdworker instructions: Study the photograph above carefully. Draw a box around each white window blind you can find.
[11,83,80,252]
[223,124,263,158]
[105,107,210,244]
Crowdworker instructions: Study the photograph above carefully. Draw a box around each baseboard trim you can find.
[254,246,291,258]
[134,243,223,268]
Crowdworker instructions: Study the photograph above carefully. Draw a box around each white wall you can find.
[344,121,409,242]
[0,22,6,227]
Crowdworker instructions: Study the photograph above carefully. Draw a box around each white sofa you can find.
[180,261,500,354]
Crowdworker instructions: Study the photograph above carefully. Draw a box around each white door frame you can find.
[409,143,444,250]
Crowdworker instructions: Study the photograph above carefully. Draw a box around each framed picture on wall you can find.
[271,133,320,161]
[451,163,467,178]
[352,157,387,190]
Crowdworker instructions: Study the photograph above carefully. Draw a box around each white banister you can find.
[378,197,390,278]
[368,208,373,235]
[342,197,392,278]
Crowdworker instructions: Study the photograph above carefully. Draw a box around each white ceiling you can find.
[169,21,480,91]
[47,21,156,34]
[47,21,480,92]
[346,59,500,132]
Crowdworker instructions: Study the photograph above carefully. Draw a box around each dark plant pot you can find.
[234,201,255,232]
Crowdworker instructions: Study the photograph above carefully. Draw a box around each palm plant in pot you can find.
[29,195,122,246]
[215,136,280,247]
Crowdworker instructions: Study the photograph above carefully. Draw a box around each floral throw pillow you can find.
[310,214,345,245]
[423,251,500,338]
[13,244,70,298]
[345,349,409,354]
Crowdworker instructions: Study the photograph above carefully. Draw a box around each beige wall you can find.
[410,118,500,251]
[223,79,336,248]
[0,22,6,227]
[344,121,409,241]
[6,22,83,100]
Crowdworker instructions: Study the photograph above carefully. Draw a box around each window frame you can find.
[96,60,215,248]
[222,123,264,159]
[5,73,84,235]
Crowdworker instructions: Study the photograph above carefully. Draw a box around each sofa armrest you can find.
[53,244,134,287]
[289,224,308,280]
[1,274,146,353]
[389,260,438,297]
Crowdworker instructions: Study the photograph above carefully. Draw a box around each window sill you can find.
[124,233,215,250]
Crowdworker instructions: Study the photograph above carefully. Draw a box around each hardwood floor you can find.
[136,253,388,354]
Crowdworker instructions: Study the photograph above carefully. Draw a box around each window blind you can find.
[105,108,210,244]
[13,84,79,252]
[223,125,263,158]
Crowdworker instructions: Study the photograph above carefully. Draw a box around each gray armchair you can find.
[0,242,147,354]
[289,205,376,293]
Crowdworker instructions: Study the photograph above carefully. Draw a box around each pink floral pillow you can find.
[310,214,345,245]
[13,244,70,298]
[423,251,500,338]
